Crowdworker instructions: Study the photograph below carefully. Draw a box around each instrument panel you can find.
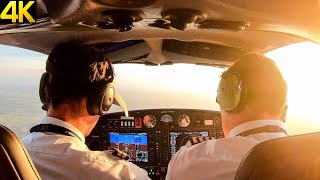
[86,109,224,179]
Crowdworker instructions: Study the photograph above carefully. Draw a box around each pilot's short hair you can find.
[45,42,114,108]
[223,53,287,115]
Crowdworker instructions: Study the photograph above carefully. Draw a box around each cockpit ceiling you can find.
[0,0,319,65]
[39,0,320,41]
[0,28,305,54]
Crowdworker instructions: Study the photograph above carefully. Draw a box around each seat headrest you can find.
[0,124,41,180]
[235,132,320,180]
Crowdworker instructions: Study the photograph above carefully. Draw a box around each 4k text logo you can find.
[0,0,36,24]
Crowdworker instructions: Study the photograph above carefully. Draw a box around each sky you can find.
[1,42,320,137]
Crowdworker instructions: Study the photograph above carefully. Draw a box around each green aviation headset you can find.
[216,71,247,112]
[216,70,287,122]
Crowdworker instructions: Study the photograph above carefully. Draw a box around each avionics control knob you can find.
[88,139,102,151]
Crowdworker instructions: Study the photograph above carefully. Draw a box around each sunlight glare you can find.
[111,64,225,112]
[266,42,320,134]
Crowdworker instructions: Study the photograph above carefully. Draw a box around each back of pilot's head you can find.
[217,53,287,116]
[43,42,114,109]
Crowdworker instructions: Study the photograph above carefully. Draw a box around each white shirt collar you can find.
[229,120,286,138]
[39,116,86,143]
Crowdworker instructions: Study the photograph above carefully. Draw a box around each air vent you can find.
[161,9,207,31]
[101,10,144,32]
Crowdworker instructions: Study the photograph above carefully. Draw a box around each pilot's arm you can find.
[105,148,151,180]
[166,136,216,180]
[128,162,151,180]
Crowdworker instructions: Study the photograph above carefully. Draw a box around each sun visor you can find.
[113,91,129,117]
[162,39,247,66]
[98,40,150,64]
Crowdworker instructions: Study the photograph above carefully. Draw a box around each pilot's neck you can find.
[46,101,99,137]
[221,107,281,138]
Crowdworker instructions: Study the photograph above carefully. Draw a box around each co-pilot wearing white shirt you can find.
[166,53,288,180]
[22,43,150,180]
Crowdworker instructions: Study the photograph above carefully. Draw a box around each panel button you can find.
[135,118,142,128]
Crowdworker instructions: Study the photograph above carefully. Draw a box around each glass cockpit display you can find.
[169,131,209,156]
[109,132,148,162]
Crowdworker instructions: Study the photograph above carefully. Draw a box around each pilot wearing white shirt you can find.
[166,53,288,180]
[22,43,150,180]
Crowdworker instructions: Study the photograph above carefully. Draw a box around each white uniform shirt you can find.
[22,117,150,180]
[166,120,287,180]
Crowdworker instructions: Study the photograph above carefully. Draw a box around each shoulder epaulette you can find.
[186,136,215,146]
[110,148,130,160]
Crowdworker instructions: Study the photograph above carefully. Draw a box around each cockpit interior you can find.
[1,0,320,180]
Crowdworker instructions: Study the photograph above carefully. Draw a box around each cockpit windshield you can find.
[0,42,320,138]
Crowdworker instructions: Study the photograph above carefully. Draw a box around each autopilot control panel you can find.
[86,109,224,180]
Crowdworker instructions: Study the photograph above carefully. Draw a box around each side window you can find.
[0,45,47,138]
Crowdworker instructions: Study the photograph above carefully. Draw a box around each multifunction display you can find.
[109,132,148,162]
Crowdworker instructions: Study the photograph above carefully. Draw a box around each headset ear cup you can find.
[87,81,115,115]
[101,83,115,114]
[39,72,49,111]
[216,73,241,111]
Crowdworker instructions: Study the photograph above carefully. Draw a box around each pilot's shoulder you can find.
[79,149,150,179]
[107,148,130,160]
[83,148,130,163]
[185,136,216,147]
